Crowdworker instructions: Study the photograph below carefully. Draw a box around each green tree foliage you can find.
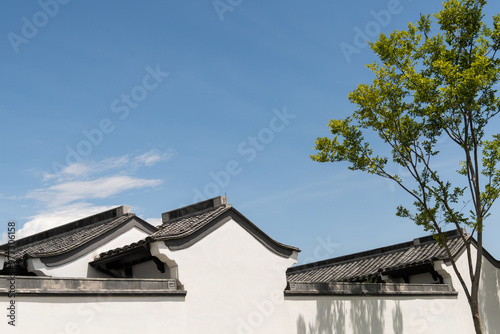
[312,1,500,332]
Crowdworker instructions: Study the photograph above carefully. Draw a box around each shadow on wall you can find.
[297,299,345,333]
[297,298,403,334]
[392,301,403,334]
[479,262,500,334]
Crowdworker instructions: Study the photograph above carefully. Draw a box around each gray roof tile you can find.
[151,204,232,240]
[287,230,466,283]
[1,213,137,261]
[148,203,299,253]
[97,239,149,259]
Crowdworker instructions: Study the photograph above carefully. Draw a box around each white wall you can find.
[285,295,464,334]
[1,295,186,334]
[479,256,500,333]
[151,218,298,334]
[440,245,500,333]
[2,221,499,334]
[282,249,500,334]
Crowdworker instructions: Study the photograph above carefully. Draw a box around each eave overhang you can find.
[156,207,300,258]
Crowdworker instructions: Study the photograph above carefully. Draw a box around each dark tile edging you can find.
[285,282,458,296]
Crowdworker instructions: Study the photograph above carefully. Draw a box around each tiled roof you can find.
[151,204,232,240]
[149,202,299,253]
[287,230,466,283]
[1,213,137,261]
[97,239,149,259]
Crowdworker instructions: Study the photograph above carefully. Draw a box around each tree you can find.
[311,1,500,333]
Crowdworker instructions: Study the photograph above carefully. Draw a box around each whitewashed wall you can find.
[1,219,499,334]
[2,296,186,334]
[151,217,299,334]
[479,255,500,333]
[283,248,500,334]
[285,295,467,334]
[447,246,500,334]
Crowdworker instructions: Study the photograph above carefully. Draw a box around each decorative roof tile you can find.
[287,230,467,283]
[151,204,232,240]
[97,239,149,259]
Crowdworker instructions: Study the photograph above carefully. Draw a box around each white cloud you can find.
[27,175,163,207]
[14,203,117,240]
[145,217,163,227]
[42,155,131,181]
[42,148,175,181]
[133,148,175,167]
[1,148,175,241]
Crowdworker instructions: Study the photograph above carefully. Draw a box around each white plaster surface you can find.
[1,218,499,334]
[151,218,298,333]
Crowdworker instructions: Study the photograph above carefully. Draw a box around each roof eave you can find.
[153,207,300,258]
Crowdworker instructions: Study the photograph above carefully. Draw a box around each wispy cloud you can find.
[134,149,174,167]
[3,148,175,240]
[42,148,175,181]
[27,175,163,207]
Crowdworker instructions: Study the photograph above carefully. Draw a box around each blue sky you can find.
[1,0,500,263]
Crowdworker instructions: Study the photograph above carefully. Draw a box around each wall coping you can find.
[0,275,186,296]
[285,282,458,296]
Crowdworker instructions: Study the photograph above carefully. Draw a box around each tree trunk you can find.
[471,302,484,334]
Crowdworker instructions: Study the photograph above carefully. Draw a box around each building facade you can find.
[1,196,499,333]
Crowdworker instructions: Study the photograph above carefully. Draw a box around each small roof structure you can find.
[0,206,157,263]
[1,197,300,277]
[95,197,299,261]
[287,229,469,283]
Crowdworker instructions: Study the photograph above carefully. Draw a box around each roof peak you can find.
[161,196,228,224]
[0,206,131,250]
